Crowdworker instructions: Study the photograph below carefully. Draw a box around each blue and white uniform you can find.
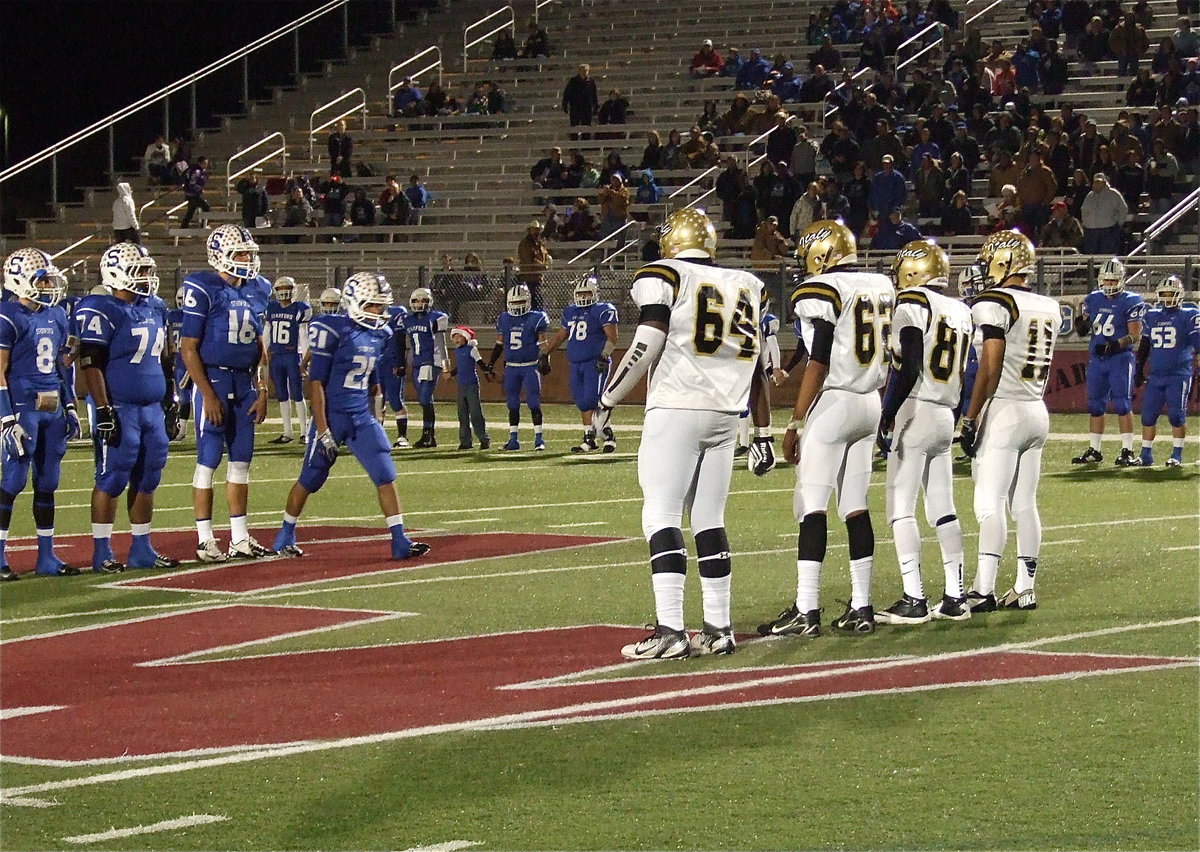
[497,309,550,410]
[562,301,617,411]
[402,308,450,408]
[265,299,311,403]
[1140,304,1200,430]
[1082,288,1145,418]
[375,304,409,412]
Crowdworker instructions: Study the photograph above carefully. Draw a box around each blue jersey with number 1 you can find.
[1083,290,1145,355]
[402,310,449,368]
[180,269,272,369]
[75,294,168,405]
[308,314,391,414]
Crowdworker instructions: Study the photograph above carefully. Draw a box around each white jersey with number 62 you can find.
[790,269,894,393]
[971,286,1061,401]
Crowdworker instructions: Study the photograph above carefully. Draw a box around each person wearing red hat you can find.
[450,326,491,450]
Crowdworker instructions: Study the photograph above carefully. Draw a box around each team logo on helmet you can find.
[342,272,393,329]
[3,248,67,307]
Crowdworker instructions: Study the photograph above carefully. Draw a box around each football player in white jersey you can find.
[874,241,974,625]
[758,220,893,638]
[592,207,772,660]
[959,230,1061,612]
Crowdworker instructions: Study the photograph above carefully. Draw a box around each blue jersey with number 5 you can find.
[180,269,271,369]
[308,314,390,414]
[562,302,617,363]
[76,294,168,405]
[0,301,69,408]
[1083,290,1145,355]
[1144,305,1200,378]
[497,310,549,363]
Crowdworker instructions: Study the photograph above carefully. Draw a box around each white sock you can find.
[1014,556,1038,593]
[299,401,310,434]
[92,523,113,541]
[1120,432,1133,451]
[737,416,750,448]
[281,401,293,436]
[849,556,873,609]
[796,558,821,612]
[36,527,54,538]
[935,518,965,598]
[699,574,731,629]
[230,514,249,543]
[891,516,924,599]
[282,512,299,526]
[651,572,686,631]
[534,424,543,438]
[974,552,1001,596]
[130,522,151,537]
[196,518,214,544]
[386,513,403,529]
[1089,433,1102,451]
[1141,438,1154,451]
[1174,437,1185,450]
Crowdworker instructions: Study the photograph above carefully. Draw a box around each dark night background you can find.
[0,0,408,233]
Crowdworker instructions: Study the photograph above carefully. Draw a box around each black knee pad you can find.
[846,511,874,560]
[508,406,520,426]
[32,490,55,528]
[695,527,731,578]
[648,527,687,575]
[935,514,957,527]
[530,407,543,426]
[797,512,828,563]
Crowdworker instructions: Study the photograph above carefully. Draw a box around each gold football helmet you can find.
[795,219,857,276]
[891,240,950,290]
[975,229,1037,289]
[660,207,717,259]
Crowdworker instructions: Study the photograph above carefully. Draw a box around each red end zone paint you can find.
[0,608,1189,763]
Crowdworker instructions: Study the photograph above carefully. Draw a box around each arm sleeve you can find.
[764,328,781,371]
[807,318,835,365]
[881,326,924,423]
[599,322,667,407]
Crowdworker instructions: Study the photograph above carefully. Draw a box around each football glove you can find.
[749,436,776,476]
[595,355,610,373]
[64,404,82,441]
[959,417,978,459]
[1073,314,1090,337]
[1,416,29,459]
[315,429,339,464]
[163,399,185,441]
[95,405,121,447]
[1094,340,1123,357]
[591,404,613,437]
[538,354,552,376]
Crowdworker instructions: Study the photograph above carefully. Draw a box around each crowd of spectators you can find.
[393,76,509,118]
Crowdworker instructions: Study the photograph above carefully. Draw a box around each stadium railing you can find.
[463,5,515,71]
[387,46,444,113]
[309,89,368,162]
[225,133,288,200]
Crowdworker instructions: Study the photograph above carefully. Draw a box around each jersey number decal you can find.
[852,295,892,366]
[693,285,757,359]
[129,326,166,365]
[1091,314,1117,338]
[272,321,291,346]
[509,329,523,350]
[1150,325,1177,349]
[929,318,970,383]
[35,336,56,374]
[567,319,589,341]
[1021,318,1056,383]
[344,355,377,390]
[226,309,257,345]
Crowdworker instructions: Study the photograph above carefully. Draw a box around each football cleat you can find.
[1114,448,1139,467]
[757,603,822,637]
[874,594,931,625]
[620,623,692,660]
[93,559,126,574]
[733,445,749,458]
[269,435,294,445]
[690,622,736,655]
[52,565,82,576]
[965,589,997,613]
[998,587,1037,610]
[128,553,181,570]
[1166,455,1183,468]
[601,426,616,453]
[0,565,18,582]
[1071,447,1102,464]
[196,540,228,563]
[930,594,972,621]
[503,436,521,451]
[414,431,436,449]
[571,432,598,453]
[457,442,473,450]
[392,540,431,560]
[35,556,78,576]
[228,538,273,560]
[479,438,491,450]
[831,602,876,634]
[534,436,546,452]
[392,436,410,449]
[276,544,305,558]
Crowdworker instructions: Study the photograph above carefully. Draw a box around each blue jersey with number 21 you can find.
[308,314,391,414]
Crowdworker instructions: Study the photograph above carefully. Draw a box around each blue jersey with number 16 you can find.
[180,269,272,369]
[266,300,312,354]
[308,314,391,414]
[76,294,168,405]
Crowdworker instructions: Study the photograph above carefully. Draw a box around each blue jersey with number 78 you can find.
[180,269,272,369]
[308,314,391,414]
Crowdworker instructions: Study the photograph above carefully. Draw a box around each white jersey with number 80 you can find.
[790,269,894,394]
[630,259,767,414]
[971,286,1061,401]
[889,286,974,408]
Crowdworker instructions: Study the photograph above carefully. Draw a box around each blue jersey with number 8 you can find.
[180,269,271,370]
[308,314,390,414]
[0,301,69,409]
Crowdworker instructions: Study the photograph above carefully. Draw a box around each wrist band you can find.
[786,418,803,431]
[754,425,771,439]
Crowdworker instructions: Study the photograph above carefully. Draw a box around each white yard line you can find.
[62,814,228,844]
[549,521,610,528]
[399,843,483,852]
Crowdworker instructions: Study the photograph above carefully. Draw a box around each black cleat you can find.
[93,559,126,574]
[601,426,616,453]
[930,594,972,621]
[1114,448,1139,467]
[1071,447,1102,464]
[874,594,930,625]
[268,435,294,445]
[757,603,822,637]
[831,602,876,634]
[0,566,19,582]
[570,432,598,453]
[998,587,1038,610]
[414,431,437,449]
[55,565,82,576]
[965,589,997,613]
[479,438,491,450]
[689,622,736,655]
[733,445,749,458]
[621,623,691,660]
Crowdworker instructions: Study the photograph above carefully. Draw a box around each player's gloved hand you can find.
[1134,369,1146,388]
[1095,340,1123,357]
[591,403,612,436]
[1,415,29,459]
[749,436,776,476]
[595,355,610,373]
[64,404,82,441]
[1073,314,1090,337]
[162,399,185,441]
[315,429,339,464]
[95,405,121,447]
[538,354,552,376]
[959,417,978,459]
[876,412,895,456]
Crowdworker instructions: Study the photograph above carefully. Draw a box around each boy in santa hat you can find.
[450,326,492,450]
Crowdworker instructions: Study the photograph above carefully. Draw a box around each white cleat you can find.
[228,538,274,560]
[196,540,228,563]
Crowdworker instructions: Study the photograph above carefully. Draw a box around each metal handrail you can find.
[388,46,444,105]
[0,0,350,202]
[226,133,287,199]
[896,0,1007,74]
[896,35,944,73]
[668,165,720,201]
[599,232,642,266]
[51,233,98,261]
[463,5,514,70]
[567,219,640,265]
[965,0,1007,27]
[309,88,367,161]
[895,21,940,55]
[1128,185,1200,257]
[534,0,556,22]
[823,68,873,123]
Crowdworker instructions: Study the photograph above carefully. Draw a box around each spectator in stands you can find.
[697,100,721,134]
[1153,38,1180,74]
[179,156,210,229]
[1129,69,1160,105]
[858,30,887,72]
[111,182,139,243]
[828,14,849,45]
[466,84,491,116]
[562,65,599,139]
[864,119,906,170]
[486,81,507,114]
[682,125,709,168]
[947,121,981,174]
[1179,106,1200,174]
[789,180,825,236]
[763,161,800,235]
[378,175,409,226]
[576,152,602,188]
[281,186,314,234]
[722,48,746,80]
[843,160,872,236]
[493,29,518,61]
[940,189,975,235]
[393,78,424,117]
[1113,147,1146,211]
[988,182,1022,227]
[521,19,550,58]
[561,198,597,242]
[986,149,1022,197]
[986,58,1017,98]
[327,120,353,178]
[423,82,453,116]
[1040,40,1069,95]
[719,94,753,136]
[772,63,802,102]
[1063,0,1091,53]
[765,113,796,165]
[690,39,725,78]
[639,132,664,170]
[736,48,771,90]
[349,188,376,228]
[404,174,429,225]
[1016,148,1058,232]
[1175,17,1200,58]
[236,174,269,229]
[516,221,551,309]
[1158,62,1187,105]
[1133,0,1155,27]
[1181,59,1200,103]
[1081,172,1129,253]
[1092,143,1118,180]
[1078,16,1111,68]
[1039,200,1085,248]
[635,169,663,205]
[871,208,923,250]
[912,126,942,163]
[750,216,790,264]
[1066,167,1092,215]
[320,172,349,233]
[598,175,630,238]
[531,147,567,191]
[789,125,818,188]
[821,120,861,184]
[540,204,560,240]
[985,112,1023,156]
[1145,138,1182,212]
[913,153,945,218]
[1111,14,1151,76]
[799,64,835,103]
[1110,120,1145,163]
[943,150,973,200]
[599,150,630,184]
[822,177,850,223]
[142,135,171,186]
[1012,40,1041,91]
[869,154,908,221]
[809,37,842,74]
[598,89,629,126]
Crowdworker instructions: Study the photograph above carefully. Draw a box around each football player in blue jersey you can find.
[1072,258,1146,466]
[0,249,80,580]
[271,273,430,560]
[736,303,784,458]
[543,276,619,453]
[180,224,273,563]
[1135,276,1200,467]
[375,299,411,449]
[76,243,180,573]
[264,276,312,444]
[400,287,450,448]
[489,284,551,451]
[166,286,191,435]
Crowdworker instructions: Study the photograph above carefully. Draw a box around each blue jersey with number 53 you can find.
[76,294,168,405]
[562,302,617,363]
[1144,305,1200,378]
[180,269,272,369]
[308,314,391,414]
[1083,290,1145,355]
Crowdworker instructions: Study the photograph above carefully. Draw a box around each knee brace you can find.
[192,464,216,489]
[845,510,874,561]
[648,527,687,575]
[226,461,250,485]
[797,512,828,563]
[695,527,731,579]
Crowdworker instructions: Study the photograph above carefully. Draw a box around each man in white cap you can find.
[691,39,725,78]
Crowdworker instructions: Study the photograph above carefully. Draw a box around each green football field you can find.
[1,404,1197,851]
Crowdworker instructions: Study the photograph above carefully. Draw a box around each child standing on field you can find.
[451,326,492,450]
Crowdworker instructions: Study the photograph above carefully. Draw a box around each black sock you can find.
[798,512,828,563]
[695,527,731,578]
[846,511,875,560]
[32,490,54,531]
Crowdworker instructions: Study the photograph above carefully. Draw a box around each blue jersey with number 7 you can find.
[180,269,271,369]
[308,314,391,414]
